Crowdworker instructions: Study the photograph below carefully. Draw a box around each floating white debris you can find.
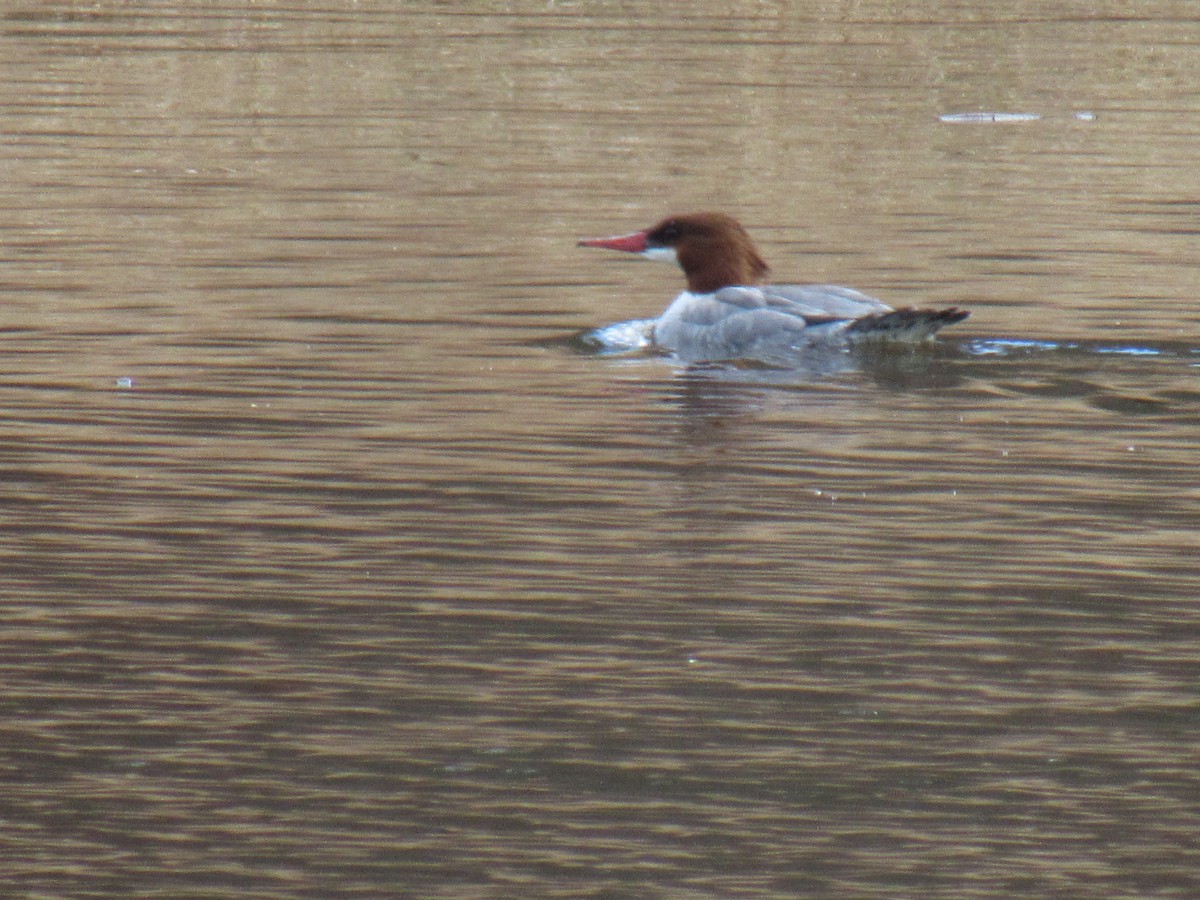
[1075,111,1096,121]
[939,111,1041,123]
[116,377,134,389]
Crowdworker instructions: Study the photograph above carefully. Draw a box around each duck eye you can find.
[659,221,682,243]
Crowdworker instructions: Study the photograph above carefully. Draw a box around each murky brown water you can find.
[2,2,1199,897]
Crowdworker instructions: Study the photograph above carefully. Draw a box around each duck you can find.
[579,212,968,363]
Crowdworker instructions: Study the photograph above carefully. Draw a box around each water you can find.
[2,2,1199,897]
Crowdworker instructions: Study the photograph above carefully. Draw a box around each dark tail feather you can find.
[847,307,969,341]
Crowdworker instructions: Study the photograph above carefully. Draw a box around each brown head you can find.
[579,212,771,293]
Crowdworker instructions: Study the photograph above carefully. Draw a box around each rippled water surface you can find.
[2,2,1200,897]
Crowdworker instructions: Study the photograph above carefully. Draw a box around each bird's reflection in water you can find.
[660,342,968,415]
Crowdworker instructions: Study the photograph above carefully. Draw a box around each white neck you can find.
[641,246,678,264]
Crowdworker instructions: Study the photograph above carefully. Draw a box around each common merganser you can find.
[579,212,968,363]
